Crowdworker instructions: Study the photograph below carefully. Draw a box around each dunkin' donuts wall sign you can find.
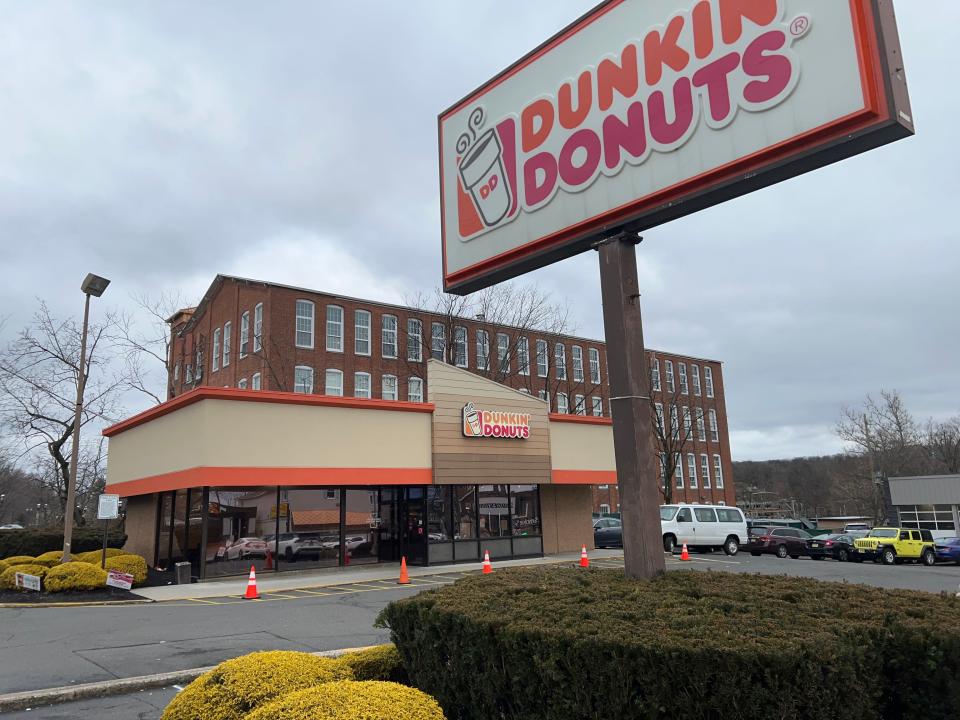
[439,0,913,292]
[462,402,531,439]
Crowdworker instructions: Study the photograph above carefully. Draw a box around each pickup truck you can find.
[852,527,936,566]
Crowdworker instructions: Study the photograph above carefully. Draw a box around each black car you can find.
[805,533,856,562]
[593,517,622,548]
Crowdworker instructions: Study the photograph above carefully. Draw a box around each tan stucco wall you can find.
[549,421,615,472]
[122,494,157,561]
[541,484,594,554]
[107,399,432,487]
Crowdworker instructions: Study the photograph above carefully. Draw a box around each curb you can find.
[0,598,154,609]
[0,645,377,713]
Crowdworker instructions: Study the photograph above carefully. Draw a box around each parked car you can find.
[853,527,937,565]
[593,517,622,548]
[222,537,268,560]
[748,527,811,559]
[660,504,747,556]
[805,533,856,562]
[842,522,871,533]
[0,523,24,530]
[933,537,960,565]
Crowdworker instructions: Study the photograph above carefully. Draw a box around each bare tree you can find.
[0,302,123,525]
[113,291,187,404]
[648,364,699,504]
[924,415,960,474]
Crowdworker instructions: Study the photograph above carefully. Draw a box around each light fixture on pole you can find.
[61,273,110,561]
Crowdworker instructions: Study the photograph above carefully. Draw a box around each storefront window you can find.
[452,486,477,539]
[427,487,452,543]
[343,488,378,565]
[281,488,341,571]
[171,490,189,563]
[205,487,279,578]
[156,492,173,568]
[510,485,541,536]
[478,485,511,538]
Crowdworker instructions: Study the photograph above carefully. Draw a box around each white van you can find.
[660,504,747,556]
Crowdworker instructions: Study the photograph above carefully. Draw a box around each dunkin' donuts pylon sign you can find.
[463,402,531,439]
[439,0,912,292]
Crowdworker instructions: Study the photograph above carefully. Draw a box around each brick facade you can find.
[168,275,735,505]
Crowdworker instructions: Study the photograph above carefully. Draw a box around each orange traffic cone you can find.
[680,543,691,561]
[397,556,410,585]
[244,565,259,599]
[579,545,590,568]
[482,550,493,574]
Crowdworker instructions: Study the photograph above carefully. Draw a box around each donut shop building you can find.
[104,360,612,580]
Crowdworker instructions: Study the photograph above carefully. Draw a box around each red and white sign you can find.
[106,570,134,591]
[15,572,41,592]
[439,0,912,292]
[463,402,531,439]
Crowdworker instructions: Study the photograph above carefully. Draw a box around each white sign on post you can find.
[15,572,41,592]
[97,494,120,520]
[106,570,134,591]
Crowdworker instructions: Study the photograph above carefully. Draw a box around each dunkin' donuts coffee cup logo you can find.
[454,0,809,242]
[462,402,531,439]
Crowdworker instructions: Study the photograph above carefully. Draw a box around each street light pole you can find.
[61,273,110,562]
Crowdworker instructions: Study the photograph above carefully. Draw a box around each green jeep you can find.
[853,527,937,566]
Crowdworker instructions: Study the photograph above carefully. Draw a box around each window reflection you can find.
[478,485,511,538]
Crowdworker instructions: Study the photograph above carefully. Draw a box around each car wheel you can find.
[921,549,936,567]
[723,537,739,556]
[776,545,788,559]
[881,548,896,565]
[838,549,849,562]
[663,535,676,553]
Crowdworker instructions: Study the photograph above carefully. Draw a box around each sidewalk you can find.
[137,549,624,601]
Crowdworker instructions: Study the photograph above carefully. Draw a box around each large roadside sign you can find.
[439,0,913,293]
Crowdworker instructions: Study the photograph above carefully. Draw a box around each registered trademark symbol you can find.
[790,15,810,38]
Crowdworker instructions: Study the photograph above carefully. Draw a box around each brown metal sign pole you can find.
[597,233,666,580]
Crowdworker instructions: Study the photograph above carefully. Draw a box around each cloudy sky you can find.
[0,1,956,461]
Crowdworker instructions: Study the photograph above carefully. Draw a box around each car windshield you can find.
[867,529,898,538]
[660,506,678,521]
[825,534,847,541]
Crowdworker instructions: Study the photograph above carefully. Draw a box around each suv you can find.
[853,527,936,566]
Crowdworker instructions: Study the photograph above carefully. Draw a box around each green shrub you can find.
[336,644,408,684]
[103,554,148,586]
[0,528,126,559]
[33,550,66,567]
[0,563,49,590]
[160,651,353,720]
[2,555,37,567]
[43,562,108,592]
[379,568,960,720]
[246,680,446,720]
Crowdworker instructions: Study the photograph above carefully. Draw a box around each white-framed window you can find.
[407,318,422,362]
[683,406,692,439]
[431,322,445,361]
[704,366,715,398]
[212,328,221,372]
[325,489,337,500]
[325,369,343,396]
[572,345,584,382]
[659,453,667,488]
[556,392,569,414]
[574,394,585,415]
[354,372,371,399]
[700,454,711,488]
[589,348,601,384]
[382,315,398,359]
[670,405,680,440]
[696,407,706,441]
[713,454,724,488]
[454,325,468,367]
[253,303,263,353]
[238,377,248,390]
[355,310,371,355]
[687,453,698,489]
[517,337,530,376]
[591,396,603,417]
[185,363,193,384]
[295,300,314,348]
[239,311,249,358]
[174,361,180,381]
[497,333,510,374]
[650,358,661,392]
[476,329,490,371]
[326,305,343,352]
[599,504,611,514]
[654,402,665,433]
[555,343,567,380]
[674,452,684,489]
[382,374,398,401]
[538,389,549,410]
[408,376,423,403]
[536,339,548,377]
[709,409,719,442]
[252,372,261,390]
[665,360,674,393]
[222,322,231,367]
[678,363,688,394]
[691,364,701,396]
[195,345,202,379]
[294,365,314,394]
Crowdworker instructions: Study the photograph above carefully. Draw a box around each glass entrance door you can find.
[376,487,428,565]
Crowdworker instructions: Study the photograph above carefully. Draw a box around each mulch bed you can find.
[0,586,148,604]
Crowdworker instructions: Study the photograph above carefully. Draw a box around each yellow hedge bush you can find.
[247,680,446,720]
[44,562,108,592]
[336,644,407,683]
[0,564,49,590]
[3,555,37,567]
[73,548,126,564]
[160,651,353,720]
[33,550,66,567]
[0,559,8,573]
[104,555,148,586]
